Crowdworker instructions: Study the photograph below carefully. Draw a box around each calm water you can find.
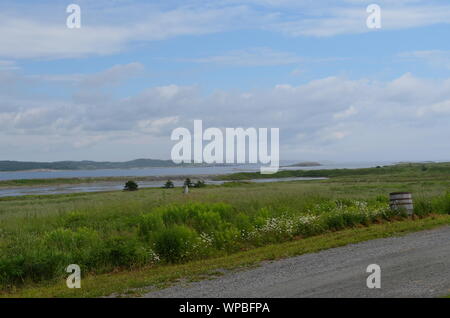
[0,177,328,198]
[0,161,392,181]
[0,161,392,198]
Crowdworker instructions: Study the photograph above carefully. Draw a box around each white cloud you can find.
[417,99,450,117]
[26,62,144,87]
[0,4,262,59]
[137,116,180,134]
[1,1,450,60]
[184,48,305,66]
[0,60,19,70]
[1,67,450,161]
[399,50,450,70]
[269,5,450,37]
[333,106,358,119]
[80,62,145,87]
[0,16,130,59]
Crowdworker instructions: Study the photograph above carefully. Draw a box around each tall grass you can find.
[2,191,449,289]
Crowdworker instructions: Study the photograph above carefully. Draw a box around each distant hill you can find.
[0,159,181,171]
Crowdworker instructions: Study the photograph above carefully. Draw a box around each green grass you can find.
[0,162,449,297]
[216,162,450,181]
[2,162,450,188]
[3,214,450,298]
[0,176,171,188]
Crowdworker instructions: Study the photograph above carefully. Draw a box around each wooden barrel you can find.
[390,192,413,215]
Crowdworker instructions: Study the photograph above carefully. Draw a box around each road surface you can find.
[143,226,450,298]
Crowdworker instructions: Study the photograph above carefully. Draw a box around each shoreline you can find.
[0,176,327,198]
[0,161,446,190]
[0,174,224,189]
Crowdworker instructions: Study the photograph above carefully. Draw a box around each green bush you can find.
[211,227,241,251]
[432,193,450,214]
[99,236,149,268]
[3,194,447,288]
[153,225,199,263]
[163,180,174,189]
[124,180,138,191]
[414,198,434,217]
[63,211,88,229]
[0,243,69,285]
[138,213,165,240]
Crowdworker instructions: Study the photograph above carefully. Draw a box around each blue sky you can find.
[1,0,450,162]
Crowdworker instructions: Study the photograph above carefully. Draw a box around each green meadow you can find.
[0,162,449,296]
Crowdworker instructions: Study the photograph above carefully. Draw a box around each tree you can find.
[124,180,138,191]
[184,178,193,188]
[164,180,174,189]
[193,180,206,188]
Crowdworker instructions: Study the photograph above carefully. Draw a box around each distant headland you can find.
[284,161,322,167]
[0,159,181,172]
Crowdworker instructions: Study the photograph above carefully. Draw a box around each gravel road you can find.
[143,226,450,298]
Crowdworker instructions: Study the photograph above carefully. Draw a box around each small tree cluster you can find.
[183,178,193,188]
[124,180,138,191]
[184,178,206,188]
[193,180,206,188]
[164,180,175,189]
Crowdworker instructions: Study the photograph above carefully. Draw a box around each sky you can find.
[1,0,450,162]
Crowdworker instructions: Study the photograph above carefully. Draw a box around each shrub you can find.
[153,225,198,263]
[99,236,149,268]
[431,193,450,214]
[189,210,223,233]
[63,211,88,229]
[163,180,174,189]
[183,178,193,188]
[414,198,433,217]
[138,213,165,240]
[211,227,241,251]
[0,242,69,285]
[3,194,444,288]
[193,180,206,188]
[124,180,138,191]
[160,205,190,225]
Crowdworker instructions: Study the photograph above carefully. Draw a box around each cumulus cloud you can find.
[80,62,145,87]
[333,106,358,119]
[268,4,450,37]
[0,3,262,59]
[1,65,450,161]
[1,1,450,59]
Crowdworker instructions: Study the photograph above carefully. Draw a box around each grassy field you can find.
[4,215,450,298]
[218,162,450,180]
[1,162,448,188]
[0,175,188,188]
[0,162,449,297]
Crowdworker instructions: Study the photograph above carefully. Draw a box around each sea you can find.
[0,161,394,197]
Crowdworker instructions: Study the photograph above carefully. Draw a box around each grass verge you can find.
[3,214,450,298]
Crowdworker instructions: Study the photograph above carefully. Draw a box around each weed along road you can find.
[143,226,450,298]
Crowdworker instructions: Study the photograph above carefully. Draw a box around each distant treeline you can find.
[216,162,450,180]
[0,159,180,171]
